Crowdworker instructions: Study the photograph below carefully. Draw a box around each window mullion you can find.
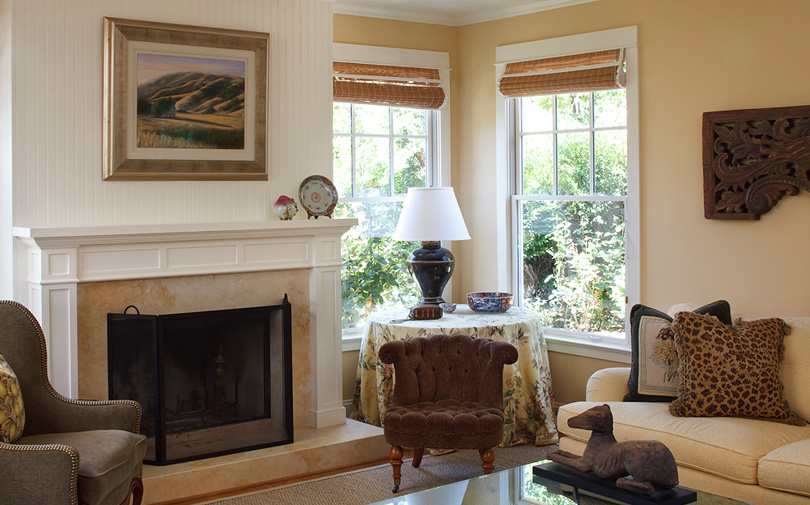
[389,108,395,196]
[514,99,523,195]
[552,96,559,196]
[350,105,357,198]
[590,92,596,195]
[432,110,436,187]
[510,99,523,307]
[517,194,625,202]
[426,110,435,187]
[515,199,525,309]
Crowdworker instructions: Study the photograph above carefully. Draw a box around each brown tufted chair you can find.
[0,301,146,505]
[379,333,518,492]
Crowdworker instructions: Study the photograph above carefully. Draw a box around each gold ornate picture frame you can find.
[103,17,269,181]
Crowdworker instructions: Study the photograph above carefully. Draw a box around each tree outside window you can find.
[516,90,628,339]
[334,103,435,329]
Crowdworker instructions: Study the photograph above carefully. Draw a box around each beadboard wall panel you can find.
[1,0,11,297]
[10,0,333,229]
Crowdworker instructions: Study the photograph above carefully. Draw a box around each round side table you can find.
[350,305,558,446]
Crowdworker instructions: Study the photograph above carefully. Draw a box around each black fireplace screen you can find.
[107,296,293,465]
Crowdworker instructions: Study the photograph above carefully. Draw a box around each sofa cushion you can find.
[625,301,732,402]
[779,317,810,423]
[0,353,25,443]
[669,313,804,425]
[759,439,810,497]
[558,401,810,484]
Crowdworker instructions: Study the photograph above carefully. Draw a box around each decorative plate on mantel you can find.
[298,175,338,219]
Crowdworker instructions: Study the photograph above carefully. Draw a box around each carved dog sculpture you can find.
[549,404,678,494]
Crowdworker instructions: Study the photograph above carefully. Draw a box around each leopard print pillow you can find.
[669,312,805,426]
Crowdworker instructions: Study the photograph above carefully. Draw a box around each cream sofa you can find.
[556,314,810,505]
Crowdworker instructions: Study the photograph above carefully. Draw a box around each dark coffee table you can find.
[366,460,750,505]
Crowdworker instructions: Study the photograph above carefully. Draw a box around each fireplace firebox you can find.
[107,296,293,465]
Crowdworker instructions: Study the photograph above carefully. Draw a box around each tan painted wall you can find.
[343,349,360,403]
[453,0,810,317]
[547,352,626,405]
[334,14,457,51]
[335,0,810,405]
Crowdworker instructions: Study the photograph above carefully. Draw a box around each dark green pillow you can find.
[624,300,732,402]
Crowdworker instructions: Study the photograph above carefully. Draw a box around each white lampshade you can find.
[393,187,471,242]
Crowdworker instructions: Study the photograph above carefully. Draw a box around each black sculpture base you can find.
[533,462,697,505]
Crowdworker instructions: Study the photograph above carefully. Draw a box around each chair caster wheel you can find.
[392,485,400,493]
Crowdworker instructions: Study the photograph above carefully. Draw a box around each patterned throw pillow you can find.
[0,353,26,442]
[625,300,732,402]
[669,312,805,425]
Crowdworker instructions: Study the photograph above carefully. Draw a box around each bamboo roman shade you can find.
[333,61,446,109]
[498,49,626,98]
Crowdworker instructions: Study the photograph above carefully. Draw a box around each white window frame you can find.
[333,43,451,351]
[495,27,639,362]
[334,104,439,199]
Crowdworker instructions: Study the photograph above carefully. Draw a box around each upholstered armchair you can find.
[0,300,147,505]
[379,333,519,492]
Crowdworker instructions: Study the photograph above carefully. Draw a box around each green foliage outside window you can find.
[333,103,428,329]
[338,232,419,329]
[522,200,626,335]
[335,198,421,329]
[519,90,628,337]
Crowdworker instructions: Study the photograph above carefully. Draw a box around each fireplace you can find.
[13,220,356,431]
[107,297,293,465]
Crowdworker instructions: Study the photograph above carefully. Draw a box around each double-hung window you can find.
[497,28,639,352]
[332,45,449,335]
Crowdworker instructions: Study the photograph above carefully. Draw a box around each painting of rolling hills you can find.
[136,53,246,150]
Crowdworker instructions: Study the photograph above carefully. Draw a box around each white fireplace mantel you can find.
[13,219,357,429]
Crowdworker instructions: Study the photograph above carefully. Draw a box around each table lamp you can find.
[393,187,471,305]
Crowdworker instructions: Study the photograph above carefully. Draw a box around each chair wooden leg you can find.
[390,445,404,493]
[479,447,495,475]
[120,476,143,505]
[412,447,425,468]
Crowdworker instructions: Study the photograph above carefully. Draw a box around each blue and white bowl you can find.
[466,292,513,313]
[439,302,457,313]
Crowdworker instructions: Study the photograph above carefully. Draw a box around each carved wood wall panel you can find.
[703,105,810,220]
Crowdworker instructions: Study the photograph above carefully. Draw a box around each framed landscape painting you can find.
[103,18,269,180]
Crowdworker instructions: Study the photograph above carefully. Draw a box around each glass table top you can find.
[366,461,751,505]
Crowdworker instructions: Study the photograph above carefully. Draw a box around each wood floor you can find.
[154,450,409,505]
[141,420,390,504]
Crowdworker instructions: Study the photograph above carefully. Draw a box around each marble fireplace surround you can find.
[13,219,357,430]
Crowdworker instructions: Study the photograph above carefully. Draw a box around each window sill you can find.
[341,328,631,362]
[544,334,631,364]
[342,329,363,352]
[342,331,631,364]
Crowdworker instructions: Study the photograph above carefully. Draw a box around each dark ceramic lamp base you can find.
[407,241,454,305]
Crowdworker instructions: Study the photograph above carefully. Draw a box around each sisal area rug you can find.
[202,443,558,505]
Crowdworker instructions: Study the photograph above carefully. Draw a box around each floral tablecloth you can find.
[350,305,558,447]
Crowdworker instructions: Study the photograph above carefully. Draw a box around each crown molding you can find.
[333,0,600,26]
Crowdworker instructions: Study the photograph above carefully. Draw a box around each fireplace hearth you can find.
[108,296,293,465]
